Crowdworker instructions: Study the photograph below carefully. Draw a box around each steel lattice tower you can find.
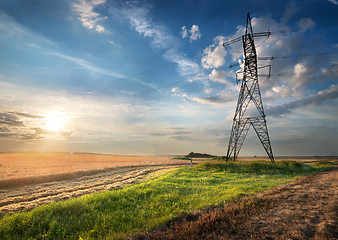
[226,13,274,162]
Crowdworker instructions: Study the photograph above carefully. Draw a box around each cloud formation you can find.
[191,96,228,105]
[72,0,107,33]
[50,52,125,79]
[181,26,188,38]
[119,3,200,77]
[0,12,57,49]
[181,25,202,42]
[209,69,227,84]
[163,50,200,76]
[201,41,227,69]
[321,62,338,79]
[199,14,337,102]
[281,1,297,24]
[267,84,338,117]
[0,112,24,127]
[189,25,202,42]
[1,0,337,156]
[121,3,173,50]
[0,112,50,140]
[297,18,316,32]
[49,51,162,91]
[328,0,338,5]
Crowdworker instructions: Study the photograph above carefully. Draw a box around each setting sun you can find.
[44,112,67,132]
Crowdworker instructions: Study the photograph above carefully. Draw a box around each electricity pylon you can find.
[225,13,274,162]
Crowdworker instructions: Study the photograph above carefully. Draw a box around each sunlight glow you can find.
[44,112,67,132]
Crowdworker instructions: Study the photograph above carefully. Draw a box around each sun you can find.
[44,112,67,132]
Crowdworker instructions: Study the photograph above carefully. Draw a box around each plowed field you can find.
[0,153,189,216]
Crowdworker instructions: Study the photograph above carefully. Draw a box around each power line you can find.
[227,52,338,69]
[271,51,338,59]
[250,1,323,15]
[146,50,338,95]
[212,0,328,27]
[120,14,338,94]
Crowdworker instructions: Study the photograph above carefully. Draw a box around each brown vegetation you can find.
[131,166,337,240]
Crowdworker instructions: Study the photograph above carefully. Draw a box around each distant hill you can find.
[185,152,216,158]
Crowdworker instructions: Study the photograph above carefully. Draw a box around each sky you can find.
[0,0,337,156]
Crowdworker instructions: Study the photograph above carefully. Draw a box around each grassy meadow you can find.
[0,160,331,239]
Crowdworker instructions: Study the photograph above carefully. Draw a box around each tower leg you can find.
[250,118,274,162]
[226,119,250,161]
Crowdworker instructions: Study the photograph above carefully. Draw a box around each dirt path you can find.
[0,164,185,217]
[133,166,337,240]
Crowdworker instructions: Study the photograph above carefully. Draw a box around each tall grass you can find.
[0,161,327,239]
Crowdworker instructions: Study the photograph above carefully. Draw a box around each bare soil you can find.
[132,166,337,240]
[0,153,189,216]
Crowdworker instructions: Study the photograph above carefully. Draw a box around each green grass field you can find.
[0,160,330,239]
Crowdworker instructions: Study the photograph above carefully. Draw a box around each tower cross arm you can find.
[222,31,271,47]
[222,36,242,47]
[252,31,271,38]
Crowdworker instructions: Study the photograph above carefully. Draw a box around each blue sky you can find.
[0,0,337,156]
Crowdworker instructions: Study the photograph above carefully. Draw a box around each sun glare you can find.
[44,112,67,132]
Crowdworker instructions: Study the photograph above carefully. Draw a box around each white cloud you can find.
[49,51,160,91]
[0,12,57,48]
[321,62,338,79]
[108,40,121,48]
[201,44,226,69]
[186,73,214,95]
[72,0,107,33]
[190,88,237,105]
[181,25,201,42]
[121,5,173,49]
[0,81,143,143]
[294,62,307,76]
[281,1,297,24]
[119,4,200,77]
[190,97,220,105]
[204,88,213,94]
[267,84,338,117]
[49,52,125,79]
[266,85,291,99]
[0,11,161,96]
[163,50,200,76]
[209,69,227,84]
[171,72,239,106]
[189,69,239,105]
[328,0,338,4]
[265,57,325,99]
[171,87,179,93]
[229,16,336,99]
[181,26,188,38]
[120,90,136,96]
[187,73,208,83]
[95,24,105,33]
[196,13,337,111]
[0,13,27,36]
[297,18,316,32]
[189,25,201,42]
